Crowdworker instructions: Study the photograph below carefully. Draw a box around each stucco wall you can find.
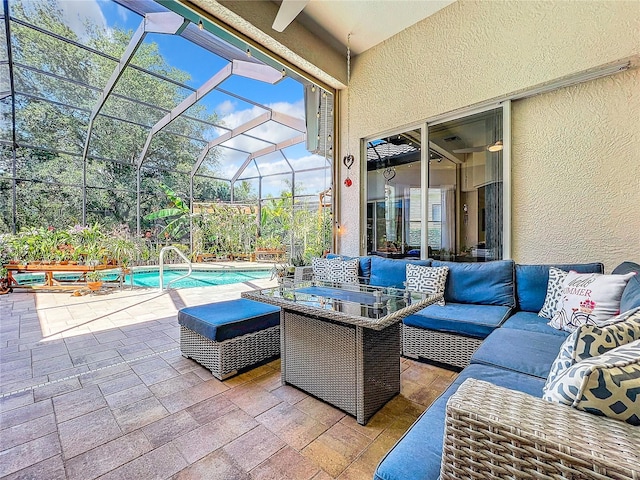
[512,69,639,269]
[339,0,640,270]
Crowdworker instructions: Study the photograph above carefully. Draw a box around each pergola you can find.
[0,0,335,237]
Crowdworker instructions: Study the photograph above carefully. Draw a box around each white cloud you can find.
[57,0,108,41]
[215,100,236,116]
[112,1,129,22]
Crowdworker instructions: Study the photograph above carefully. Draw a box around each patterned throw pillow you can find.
[312,257,328,280]
[326,258,359,284]
[405,264,448,306]
[543,340,640,426]
[548,271,636,331]
[313,258,359,284]
[545,307,640,389]
[538,267,568,319]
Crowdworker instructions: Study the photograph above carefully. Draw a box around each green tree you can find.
[1,0,251,233]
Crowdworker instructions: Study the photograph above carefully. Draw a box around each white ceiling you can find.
[295,0,456,55]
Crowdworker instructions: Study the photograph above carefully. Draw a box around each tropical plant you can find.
[143,184,192,241]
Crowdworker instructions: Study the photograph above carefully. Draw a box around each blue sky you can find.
[51,0,331,197]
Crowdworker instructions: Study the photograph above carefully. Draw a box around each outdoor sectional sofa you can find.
[362,258,640,480]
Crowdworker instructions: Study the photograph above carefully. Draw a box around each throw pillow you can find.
[538,267,568,319]
[315,258,359,284]
[542,340,640,426]
[328,257,359,284]
[312,257,328,281]
[548,271,636,331]
[545,306,640,389]
[405,264,448,305]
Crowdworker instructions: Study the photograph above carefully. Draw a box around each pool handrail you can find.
[159,246,193,291]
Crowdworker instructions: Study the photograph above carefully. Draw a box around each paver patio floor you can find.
[0,278,457,479]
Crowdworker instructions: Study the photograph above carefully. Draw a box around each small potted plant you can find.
[85,270,103,291]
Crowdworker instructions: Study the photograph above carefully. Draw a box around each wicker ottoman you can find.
[178,298,281,380]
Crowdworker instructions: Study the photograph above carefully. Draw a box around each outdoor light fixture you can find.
[488,140,503,152]
[198,19,204,30]
[246,48,251,57]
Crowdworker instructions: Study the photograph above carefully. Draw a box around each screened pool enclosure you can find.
[0,0,334,259]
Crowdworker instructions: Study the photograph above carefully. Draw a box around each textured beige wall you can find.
[338,0,640,270]
[512,69,639,270]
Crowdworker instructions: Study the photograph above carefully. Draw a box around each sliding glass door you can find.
[363,104,509,261]
[427,107,504,261]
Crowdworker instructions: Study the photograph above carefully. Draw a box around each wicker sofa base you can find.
[441,378,640,479]
[402,325,483,369]
[180,325,280,380]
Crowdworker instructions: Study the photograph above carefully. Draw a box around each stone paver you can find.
[0,277,457,479]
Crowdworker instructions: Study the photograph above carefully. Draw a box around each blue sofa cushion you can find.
[403,303,512,339]
[431,260,515,307]
[515,262,604,313]
[501,311,570,337]
[373,364,545,480]
[178,298,280,342]
[612,261,640,312]
[369,256,431,288]
[326,253,372,281]
[471,328,567,379]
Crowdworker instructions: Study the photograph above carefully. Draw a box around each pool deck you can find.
[0,277,457,479]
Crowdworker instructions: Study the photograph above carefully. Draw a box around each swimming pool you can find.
[11,268,272,289]
[126,268,272,289]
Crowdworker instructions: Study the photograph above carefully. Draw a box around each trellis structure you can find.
[0,0,334,257]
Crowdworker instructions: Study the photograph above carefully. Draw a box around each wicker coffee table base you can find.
[180,325,280,380]
[281,310,401,425]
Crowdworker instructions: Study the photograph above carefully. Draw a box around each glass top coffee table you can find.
[242,281,440,424]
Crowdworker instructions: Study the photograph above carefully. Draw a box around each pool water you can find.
[12,268,272,289]
[125,269,271,288]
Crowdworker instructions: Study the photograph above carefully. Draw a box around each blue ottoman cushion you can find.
[373,363,545,480]
[178,298,280,342]
[403,303,512,339]
[471,328,567,379]
[501,311,570,337]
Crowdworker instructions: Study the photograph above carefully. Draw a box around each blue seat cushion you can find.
[326,253,372,282]
[501,311,570,337]
[369,256,431,289]
[612,261,640,312]
[471,328,567,379]
[178,299,280,342]
[373,363,545,480]
[515,262,604,313]
[403,303,512,339]
[431,260,515,307]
